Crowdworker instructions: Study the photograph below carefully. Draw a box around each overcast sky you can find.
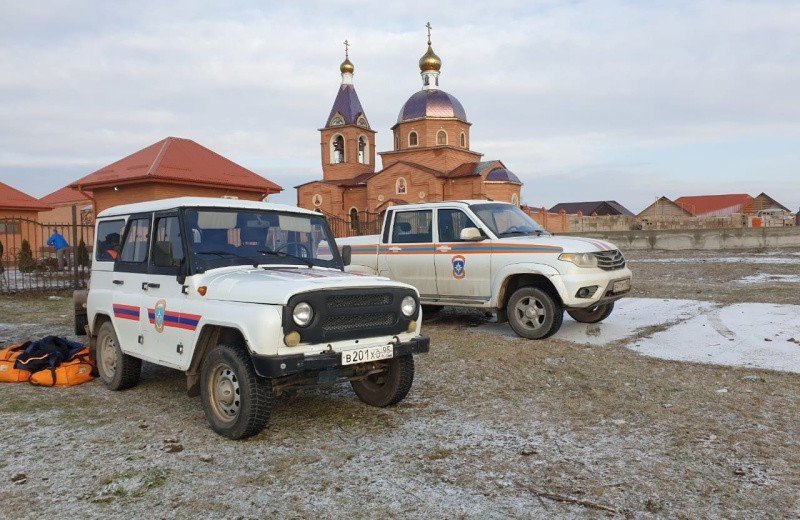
[1,0,798,213]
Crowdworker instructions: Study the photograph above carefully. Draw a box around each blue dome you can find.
[486,167,521,184]
[397,90,468,124]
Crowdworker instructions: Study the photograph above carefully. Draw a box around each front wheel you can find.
[567,302,615,324]
[507,286,564,339]
[95,321,141,390]
[200,344,272,440]
[351,355,415,407]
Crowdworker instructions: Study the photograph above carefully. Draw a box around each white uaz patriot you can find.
[84,197,428,439]
[339,201,632,340]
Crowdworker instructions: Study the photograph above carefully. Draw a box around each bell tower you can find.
[320,41,377,182]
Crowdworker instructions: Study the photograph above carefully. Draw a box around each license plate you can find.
[342,345,394,366]
[612,279,631,293]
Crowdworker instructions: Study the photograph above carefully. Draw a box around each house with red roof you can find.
[674,194,755,217]
[70,136,282,214]
[39,185,93,223]
[0,182,53,261]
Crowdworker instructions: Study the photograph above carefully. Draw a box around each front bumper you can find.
[251,336,430,379]
[551,267,633,308]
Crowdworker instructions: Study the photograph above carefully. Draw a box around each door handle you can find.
[388,246,402,252]
[112,280,124,285]
[437,245,452,252]
[147,282,161,289]
[141,282,149,291]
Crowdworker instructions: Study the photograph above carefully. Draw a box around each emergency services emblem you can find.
[451,255,466,279]
[153,299,167,333]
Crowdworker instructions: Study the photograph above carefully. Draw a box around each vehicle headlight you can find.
[401,295,417,317]
[558,252,598,268]
[292,302,314,327]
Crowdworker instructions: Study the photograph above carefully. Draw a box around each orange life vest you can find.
[0,344,31,383]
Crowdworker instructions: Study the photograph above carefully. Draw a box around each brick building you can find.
[69,137,282,214]
[39,185,93,223]
[296,31,522,227]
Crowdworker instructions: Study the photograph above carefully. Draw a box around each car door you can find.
[434,207,492,302]
[112,214,152,354]
[140,211,197,369]
[378,209,438,297]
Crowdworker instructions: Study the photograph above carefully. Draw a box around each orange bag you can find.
[0,344,31,383]
[29,348,95,387]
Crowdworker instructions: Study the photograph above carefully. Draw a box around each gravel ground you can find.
[1,248,799,519]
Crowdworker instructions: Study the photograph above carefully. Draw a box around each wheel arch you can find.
[497,273,564,310]
[186,324,247,397]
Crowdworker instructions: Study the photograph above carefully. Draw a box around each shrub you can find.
[76,239,90,268]
[18,240,36,273]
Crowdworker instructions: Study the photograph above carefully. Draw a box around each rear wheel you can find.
[74,312,88,336]
[200,344,272,440]
[351,355,415,407]
[567,302,615,324]
[95,320,141,390]
[507,286,564,340]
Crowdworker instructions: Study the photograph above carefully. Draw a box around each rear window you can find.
[95,219,125,261]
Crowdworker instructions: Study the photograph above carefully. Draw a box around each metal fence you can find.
[323,210,383,238]
[0,208,94,294]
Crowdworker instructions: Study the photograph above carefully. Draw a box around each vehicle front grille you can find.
[326,293,393,308]
[592,250,626,271]
[322,312,396,332]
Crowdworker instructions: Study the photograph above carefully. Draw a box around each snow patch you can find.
[737,273,800,284]
[632,257,800,265]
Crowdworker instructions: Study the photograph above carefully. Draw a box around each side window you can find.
[119,218,150,263]
[392,210,433,244]
[95,219,125,261]
[438,209,479,242]
[151,216,184,268]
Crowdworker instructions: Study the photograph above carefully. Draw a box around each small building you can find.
[0,182,53,261]
[39,185,93,223]
[70,137,282,214]
[674,194,754,217]
[636,196,693,219]
[549,201,634,217]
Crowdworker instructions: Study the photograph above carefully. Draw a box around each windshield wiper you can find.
[196,249,260,268]
[257,249,314,268]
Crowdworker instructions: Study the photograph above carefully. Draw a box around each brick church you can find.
[296,27,522,227]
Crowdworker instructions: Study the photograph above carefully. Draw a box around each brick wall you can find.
[380,146,482,173]
[320,125,376,181]
[392,119,471,151]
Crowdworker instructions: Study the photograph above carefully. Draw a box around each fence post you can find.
[71,205,79,290]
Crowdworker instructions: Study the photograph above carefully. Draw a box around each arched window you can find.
[358,136,368,164]
[396,178,407,195]
[349,208,360,232]
[394,133,400,150]
[436,130,447,145]
[331,135,345,164]
[511,193,519,206]
[330,113,344,126]
[409,131,418,147]
[460,132,466,148]
[356,116,368,127]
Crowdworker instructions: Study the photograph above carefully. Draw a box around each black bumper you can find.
[251,336,430,379]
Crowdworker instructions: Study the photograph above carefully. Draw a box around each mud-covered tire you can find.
[95,320,141,390]
[200,344,272,440]
[74,312,88,336]
[567,302,614,324]
[507,286,564,340]
[351,355,415,407]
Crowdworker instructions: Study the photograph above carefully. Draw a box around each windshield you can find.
[184,208,341,272]
[471,203,549,238]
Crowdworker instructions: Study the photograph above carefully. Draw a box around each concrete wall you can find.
[561,226,800,251]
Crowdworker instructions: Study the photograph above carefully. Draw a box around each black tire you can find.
[421,305,443,319]
[200,344,272,440]
[95,320,141,390]
[351,355,415,407]
[507,286,564,340]
[567,302,615,324]
[74,312,88,336]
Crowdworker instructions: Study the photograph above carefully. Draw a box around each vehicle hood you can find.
[496,235,619,253]
[199,266,412,305]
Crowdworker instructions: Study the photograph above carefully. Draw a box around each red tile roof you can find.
[70,137,282,194]
[40,185,91,206]
[0,181,52,212]
[674,194,754,217]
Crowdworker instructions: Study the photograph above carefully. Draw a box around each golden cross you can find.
[343,39,349,59]
[426,22,432,45]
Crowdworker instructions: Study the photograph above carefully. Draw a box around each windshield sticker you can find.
[452,255,466,279]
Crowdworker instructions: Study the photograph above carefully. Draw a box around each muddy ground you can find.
[0,248,798,519]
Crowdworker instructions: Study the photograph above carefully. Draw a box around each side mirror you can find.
[176,257,187,285]
[460,227,483,241]
[341,245,352,267]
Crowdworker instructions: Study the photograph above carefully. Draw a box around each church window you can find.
[358,136,368,164]
[460,132,466,148]
[437,130,447,145]
[331,135,345,164]
[331,115,344,126]
[511,193,519,206]
[396,178,407,195]
[409,131,418,147]
[394,133,400,150]
[356,116,367,127]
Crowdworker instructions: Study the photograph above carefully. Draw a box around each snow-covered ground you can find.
[471,298,800,374]
[737,273,800,284]
[632,256,800,265]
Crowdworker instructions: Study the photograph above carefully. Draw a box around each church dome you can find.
[340,58,354,74]
[419,44,441,72]
[397,89,468,123]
